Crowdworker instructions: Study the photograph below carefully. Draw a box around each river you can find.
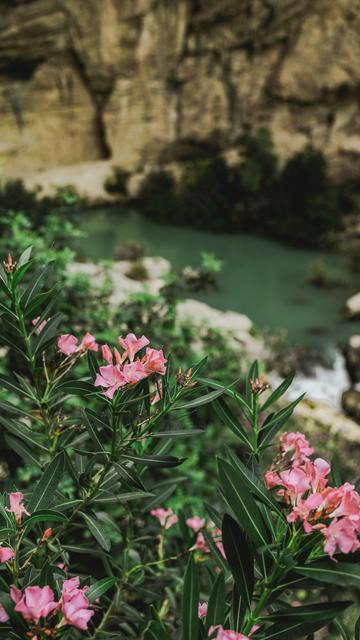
[75,207,358,359]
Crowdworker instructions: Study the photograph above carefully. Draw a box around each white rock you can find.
[345,292,360,318]
[177,299,265,359]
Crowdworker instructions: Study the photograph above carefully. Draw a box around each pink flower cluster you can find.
[187,515,226,560]
[150,507,178,530]
[265,432,360,559]
[95,333,167,399]
[58,332,98,356]
[6,577,94,631]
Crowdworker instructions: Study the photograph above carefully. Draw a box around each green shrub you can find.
[272,146,343,247]
[136,130,345,248]
[104,166,130,196]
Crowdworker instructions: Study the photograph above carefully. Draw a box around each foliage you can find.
[136,130,346,248]
[104,167,130,196]
[0,180,81,229]
[0,250,358,639]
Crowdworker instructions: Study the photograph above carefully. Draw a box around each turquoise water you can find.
[75,207,359,356]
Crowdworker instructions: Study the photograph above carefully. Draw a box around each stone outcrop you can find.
[1,0,360,182]
[345,292,360,319]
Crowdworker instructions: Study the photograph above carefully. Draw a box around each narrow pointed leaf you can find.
[222,514,254,609]
[214,397,251,448]
[28,451,65,512]
[218,459,269,547]
[182,555,199,640]
[82,512,111,551]
[86,577,116,603]
[205,572,226,629]
[294,561,360,588]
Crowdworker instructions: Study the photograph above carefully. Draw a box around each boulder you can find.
[345,292,360,319]
[343,335,360,383]
[341,389,360,424]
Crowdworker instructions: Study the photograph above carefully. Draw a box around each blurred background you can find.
[0,0,359,455]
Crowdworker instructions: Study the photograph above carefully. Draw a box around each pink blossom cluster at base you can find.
[57,331,98,356]
[0,577,94,631]
[265,432,360,559]
[95,333,167,398]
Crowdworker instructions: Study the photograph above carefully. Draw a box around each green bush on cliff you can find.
[137,130,345,247]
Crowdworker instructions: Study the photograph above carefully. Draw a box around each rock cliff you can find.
[1,0,360,181]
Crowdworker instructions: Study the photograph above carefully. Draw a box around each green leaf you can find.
[28,451,65,512]
[83,409,106,452]
[217,458,269,547]
[205,572,226,629]
[144,621,171,640]
[264,620,336,640]
[332,618,351,640]
[151,429,204,439]
[21,263,52,308]
[260,373,295,413]
[225,447,281,513]
[214,397,251,448]
[119,453,183,468]
[24,288,55,318]
[266,601,352,624]
[198,377,251,413]
[173,388,224,410]
[113,462,145,491]
[0,264,10,297]
[355,615,360,640]
[17,246,32,267]
[294,561,360,589]
[4,434,43,469]
[86,577,116,603]
[230,587,247,632]
[258,394,305,448]
[182,555,199,640]
[23,509,67,528]
[0,417,48,453]
[82,512,111,551]
[87,350,98,381]
[0,374,34,400]
[53,379,95,397]
[222,514,254,609]
[33,313,62,354]
[0,301,17,320]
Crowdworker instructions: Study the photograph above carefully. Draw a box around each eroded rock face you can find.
[1,0,360,180]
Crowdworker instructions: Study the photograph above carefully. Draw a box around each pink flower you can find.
[58,334,78,356]
[32,316,48,334]
[59,576,94,631]
[280,432,313,465]
[191,532,210,553]
[322,517,360,559]
[61,589,94,631]
[80,332,98,352]
[150,508,178,529]
[279,467,311,503]
[0,546,15,563]
[123,361,148,384]
[101,344,113,364]
[208,626,250,639]
[215,541,227,559]
[329,483,360,527]
[11,586,58,623]
[304,458,331,493]
[94,365,127,399]
[186,516,205,532]
[6,492,29,524]
[264,470,281,490]
[118,333,150,362]
[0,603,9,623]
[198,602,208,619]
[287,493,323,533]
[142,348,167,376]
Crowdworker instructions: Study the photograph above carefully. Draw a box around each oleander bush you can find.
[0,249,358,639]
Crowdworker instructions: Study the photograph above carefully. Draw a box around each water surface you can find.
[75,207,358,358]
